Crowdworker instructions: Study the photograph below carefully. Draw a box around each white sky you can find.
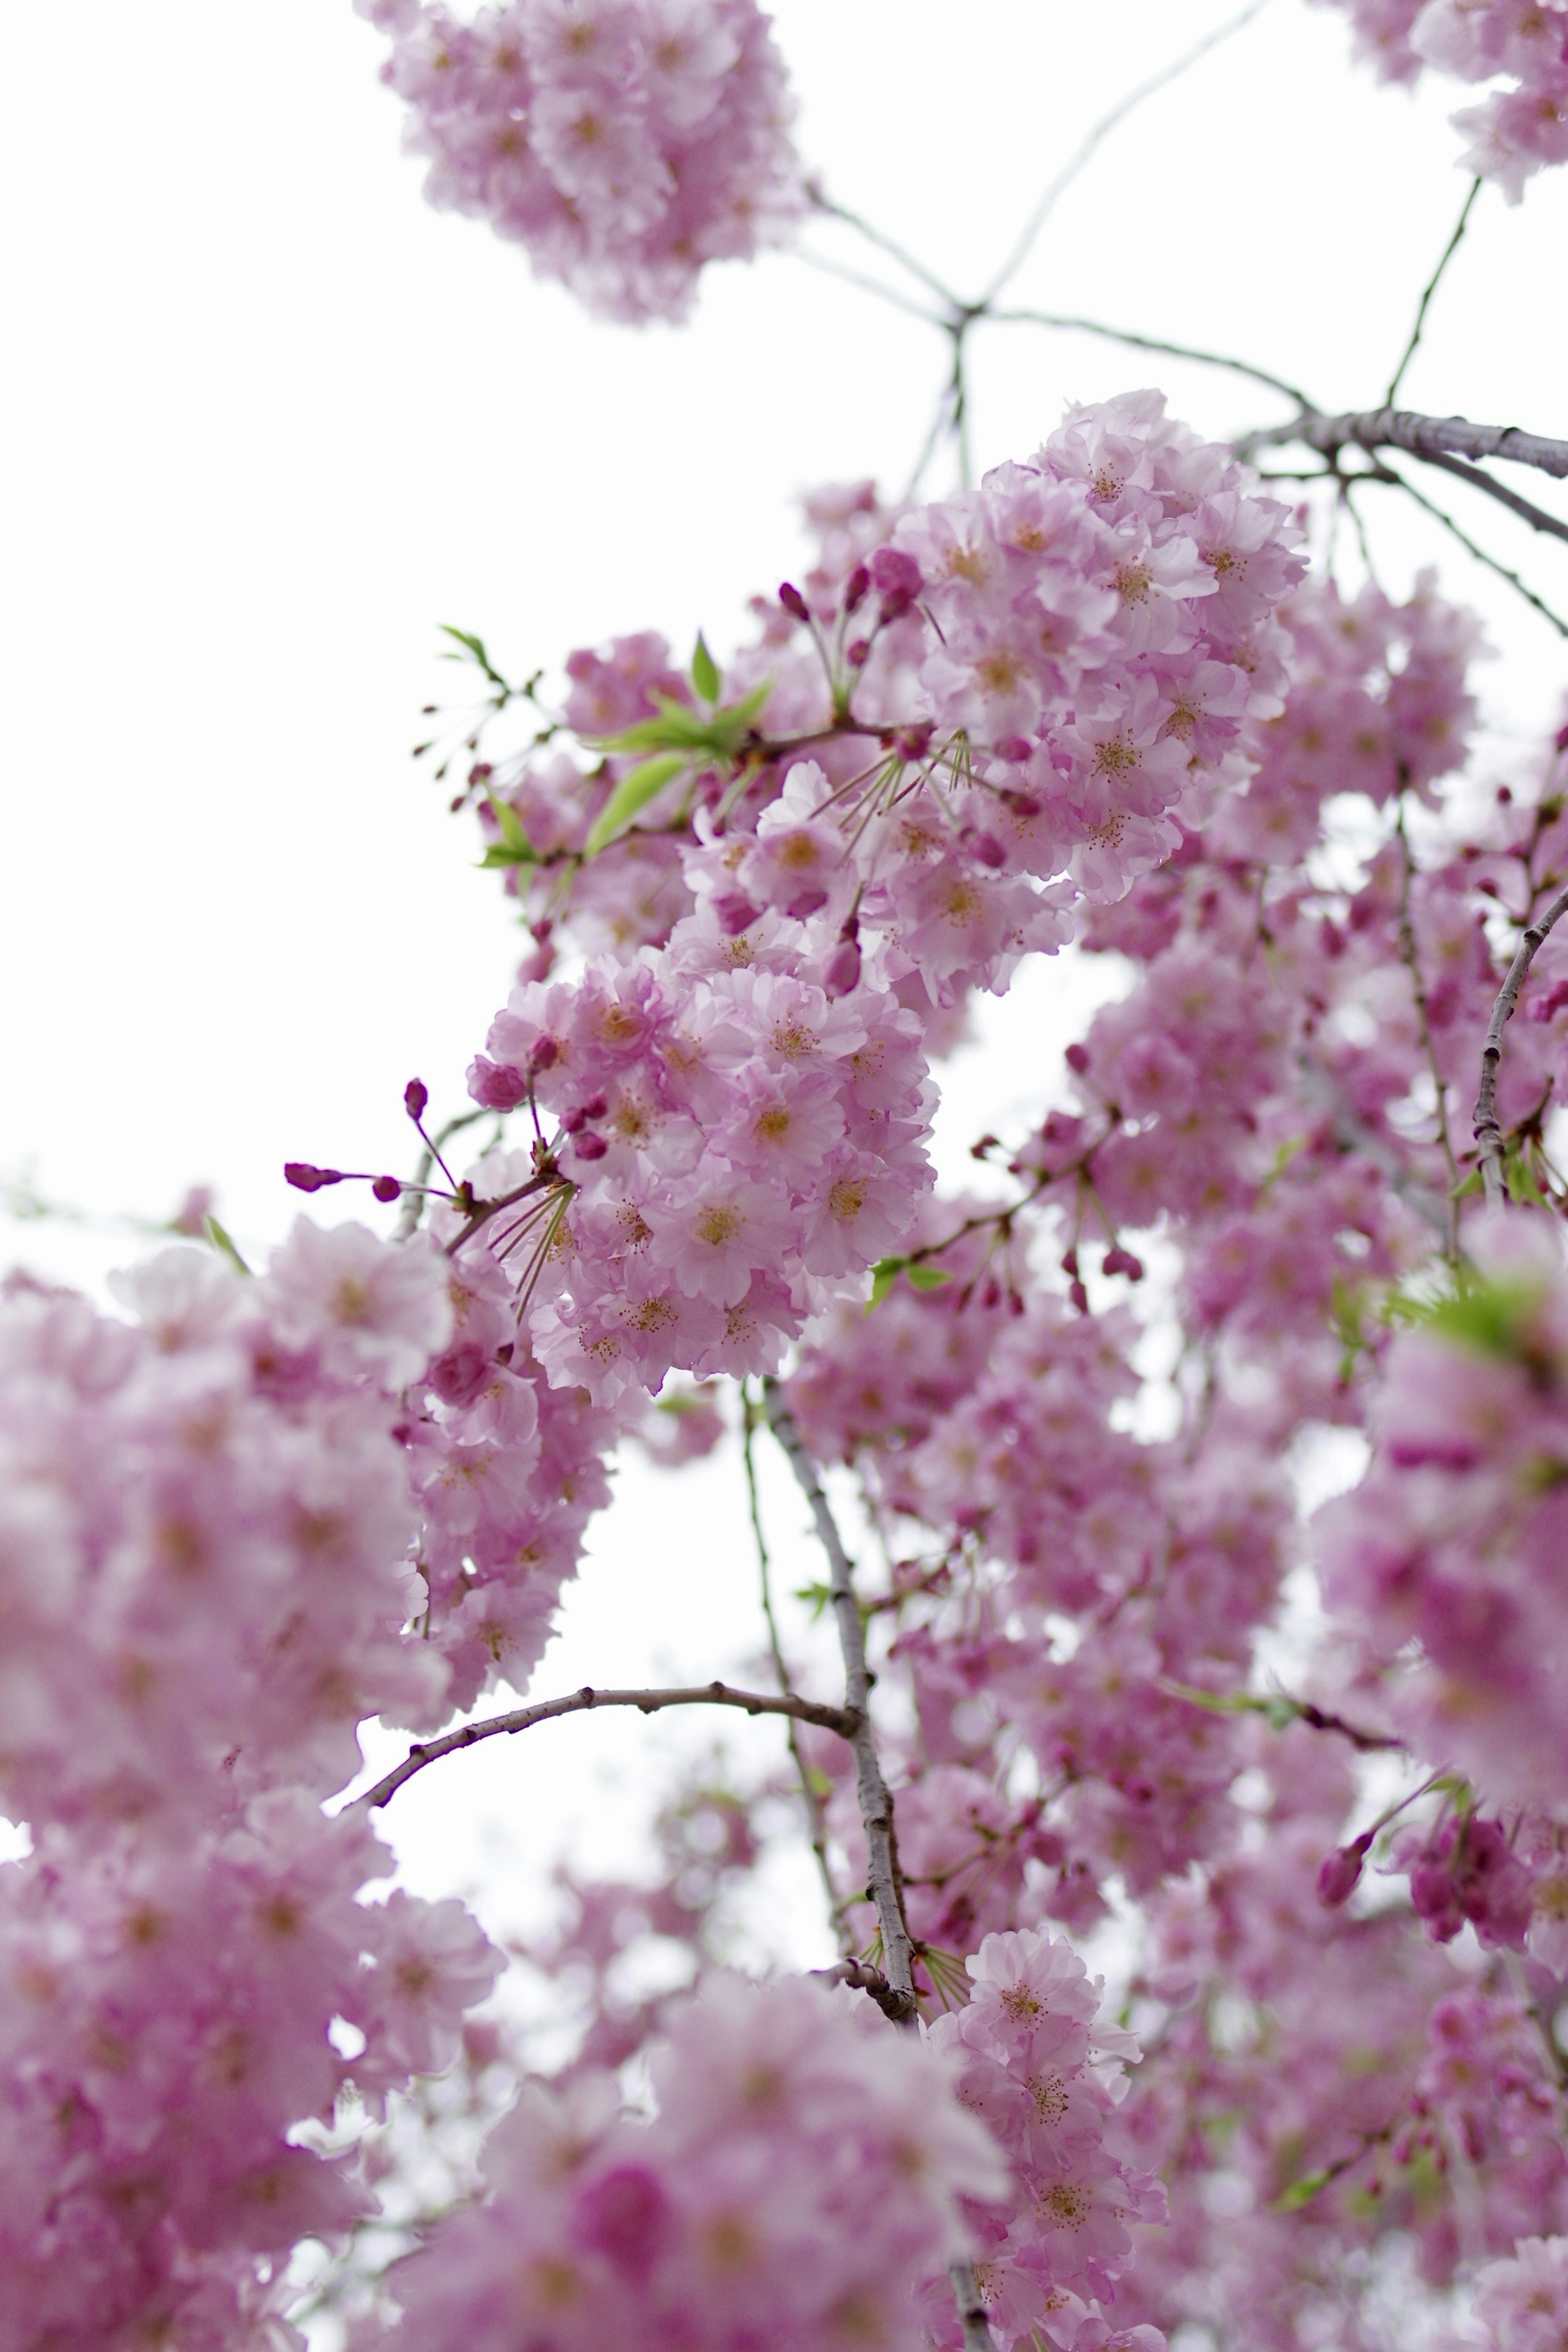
[3,2,1566,1970]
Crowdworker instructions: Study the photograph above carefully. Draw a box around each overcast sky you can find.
[4,0,1566,1967]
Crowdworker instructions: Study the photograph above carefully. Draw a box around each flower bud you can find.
[779,582,811,624]
[1316,1832,1372,1908]
[573,1131,609,1162]
[843,563,870,615]
[284,1163,344,1193]
[372,1175,403,1203]
[404,1078,430,1122]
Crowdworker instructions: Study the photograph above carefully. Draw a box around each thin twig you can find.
[1358,464,1568,640]
[809,189,963,309]
[1409,444,1568,546]
[356,1681,859,1813]
[991,307,1316,412]
[1240,405,1568,482]
[741,1382,846,1939]
[791,244,945,326]
[978,0,1270,304]
[1394,807,1461,1259]
[762,1379,918,2019]
[394,1107,492,1242]
[1474,880,1568,1210]
[1386,178,1482,408]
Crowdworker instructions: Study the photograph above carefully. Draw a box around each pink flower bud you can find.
[824,935,862,998]
[1316,1837,1371,1908]
[869,547,922,600]
[573,1131,609,1161]
[372,1176,402,1203]
[284,1163,344,1193]
[1069,1279,1090,1315]
[843,563,870,615]
[993,736,1033,764]
[713,890,762,937]
[846,638,870,668]
[779,582,811,624]
[1065,1043,1091,1075]
[405,1079,430,1122]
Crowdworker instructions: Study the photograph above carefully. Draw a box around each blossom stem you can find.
[357,1681,860,1813]
[762,1380,919,2020]
[741,1382,848,1941]
[1474,879,1568,1210]
[948,2259,998,2351]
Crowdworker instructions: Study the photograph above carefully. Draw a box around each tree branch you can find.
[978,0,1270,304]
[1357,463,1568,640]
[1474,880,1568,1211]
[1410,445,1568,546]
[991,308,1316,412]
[1240,406,1568,483]
[762,1379,919,2020]
[742,1381,846,1938]
[1386,178,1481,408]
[357,1681,860,1813]
[948,2259,998,2351]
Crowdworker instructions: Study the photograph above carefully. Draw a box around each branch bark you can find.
[1474,881,1568,1210]
[357,1680,860,1813]
[1239,406,1568,485]
[762,1378,919,2020]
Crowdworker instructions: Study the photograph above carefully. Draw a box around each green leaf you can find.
[1450,1167,1485,1200]
[793,1579,834,1621]
[593,681,771,762]
[585,753,692,857]
[203,1215,252,1278]
[865,1256,909,1312]
[905,1264,953,1292]
[476,789,537,868]
[691,633,721,706]
[438,624,508,690]
[1273,2167,1336,2213]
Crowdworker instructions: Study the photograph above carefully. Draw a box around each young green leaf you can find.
[905,1264,953,1292]
[691,633,721,705]
[865,1256,909,1312]
[203,1215,253,1278]
[584,753,690,857]
[1273,2167,1337,2213]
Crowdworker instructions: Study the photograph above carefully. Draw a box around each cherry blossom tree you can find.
[6,2,1568,2346]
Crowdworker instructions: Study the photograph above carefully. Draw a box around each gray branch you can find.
[356,1680,859,1813]
[949,2260,998,2352]
[1473,882,1568,1210]
[763,1379,919,2020]
[1240,406,1568,485]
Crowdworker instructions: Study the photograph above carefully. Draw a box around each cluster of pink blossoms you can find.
[353,0,803,320]
[1312,0,1568,197]
[476,396,1306,1028]
[1477,2236,1568,2352]
[0,1241,506,2344]
[924,1931,1165,2352]
[1319,1216,1568,1803]
[466,916,934,1403]
[376,1969,1006,2350]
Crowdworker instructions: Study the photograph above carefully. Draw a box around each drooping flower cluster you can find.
[354,0,804,320]
[0,1243,506,2344]
[465,918,935,1403]
[472,396,1306,1033]
[376,1969,1007,2351]
[1319,1218,1568,1801]
[1313,0,1568,197]
[924,1931,1164,2351]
